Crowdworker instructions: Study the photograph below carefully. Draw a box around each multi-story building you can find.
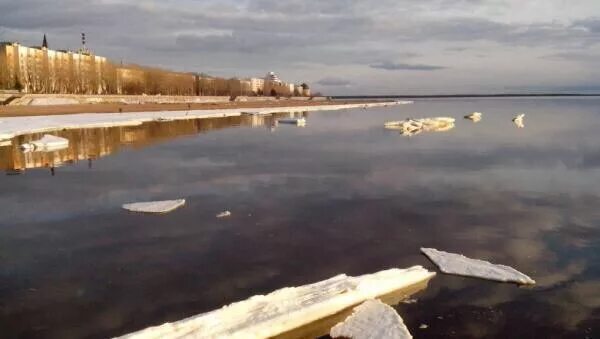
[0,36,312,97]
[249,78,265,95]
[263,71,294,97]
[0,41,109,94]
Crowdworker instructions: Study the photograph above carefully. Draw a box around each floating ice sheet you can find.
[122,199,186,214]
[330,299,412,339]
[421,248,535,285]
[464,112,482,122]
[385,117,455,136]
[216,210,231,218]
[513,113,525,128]
[117,265,434,339]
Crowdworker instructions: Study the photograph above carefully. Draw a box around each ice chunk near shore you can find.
[464,112,482,122]
[385,117,455,136]
[216,210,231,218]
[122,199,185,214]
[421,248,535,285]
[20,134,69,152]
[278,117,306,126]
[116,266,435,339]
[513,113,525,128]
[330,299,412,339]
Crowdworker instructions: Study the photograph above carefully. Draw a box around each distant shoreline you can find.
[334,93,600,99]
[0,99,382,118]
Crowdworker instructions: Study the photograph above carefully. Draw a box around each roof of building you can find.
[265,71,281,82]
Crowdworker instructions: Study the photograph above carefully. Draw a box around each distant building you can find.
[263,71,293,97]
[0,39,109,94]
[249,77,265,95]
[0,35,312,97]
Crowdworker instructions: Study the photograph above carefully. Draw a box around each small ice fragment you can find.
[421,248,535,285]
[216,210,231,218]
[330,299,413,339]
[20,134,69,152]
[513,113,525,128]
[122,199,185,214]
[385,117,455,136]
[464,112,482,122]
[278,117,306,126]
[419,324,428,329]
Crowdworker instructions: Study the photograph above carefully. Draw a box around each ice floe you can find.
[330,299,412,339]
[122,199,186,214]
[20,134,69,152]
[464,112,482,122]
[385,117,455,136]
[421,248,535,285]
[117,265,434,339]
[216,210,231,218]
[513,113,525,128]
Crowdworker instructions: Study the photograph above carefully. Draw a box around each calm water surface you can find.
[1,98,599,338]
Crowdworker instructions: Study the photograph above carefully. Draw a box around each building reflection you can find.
[0,111,307,173]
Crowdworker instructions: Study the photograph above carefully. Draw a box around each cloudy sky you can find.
[1,0,600,95]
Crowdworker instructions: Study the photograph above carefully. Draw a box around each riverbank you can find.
[0,100,409,140]
[0,99,378,118]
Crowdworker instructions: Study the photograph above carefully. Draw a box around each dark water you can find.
[1,98,599,338]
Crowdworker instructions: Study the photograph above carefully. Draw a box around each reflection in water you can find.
[0,111,307,173]
[1,99,599,339]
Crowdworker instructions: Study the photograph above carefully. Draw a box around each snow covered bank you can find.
[0,101,410,141]
[117,265,434,339]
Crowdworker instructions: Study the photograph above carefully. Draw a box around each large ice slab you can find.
[421,248,535,285]
[330,299,412,339]
[385,117,455,136]
[116,265,434,339]
[122,199,186,214]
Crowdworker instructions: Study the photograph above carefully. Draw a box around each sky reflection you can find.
[0,98,599,338]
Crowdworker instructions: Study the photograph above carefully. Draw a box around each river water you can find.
[0,98,599,338]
